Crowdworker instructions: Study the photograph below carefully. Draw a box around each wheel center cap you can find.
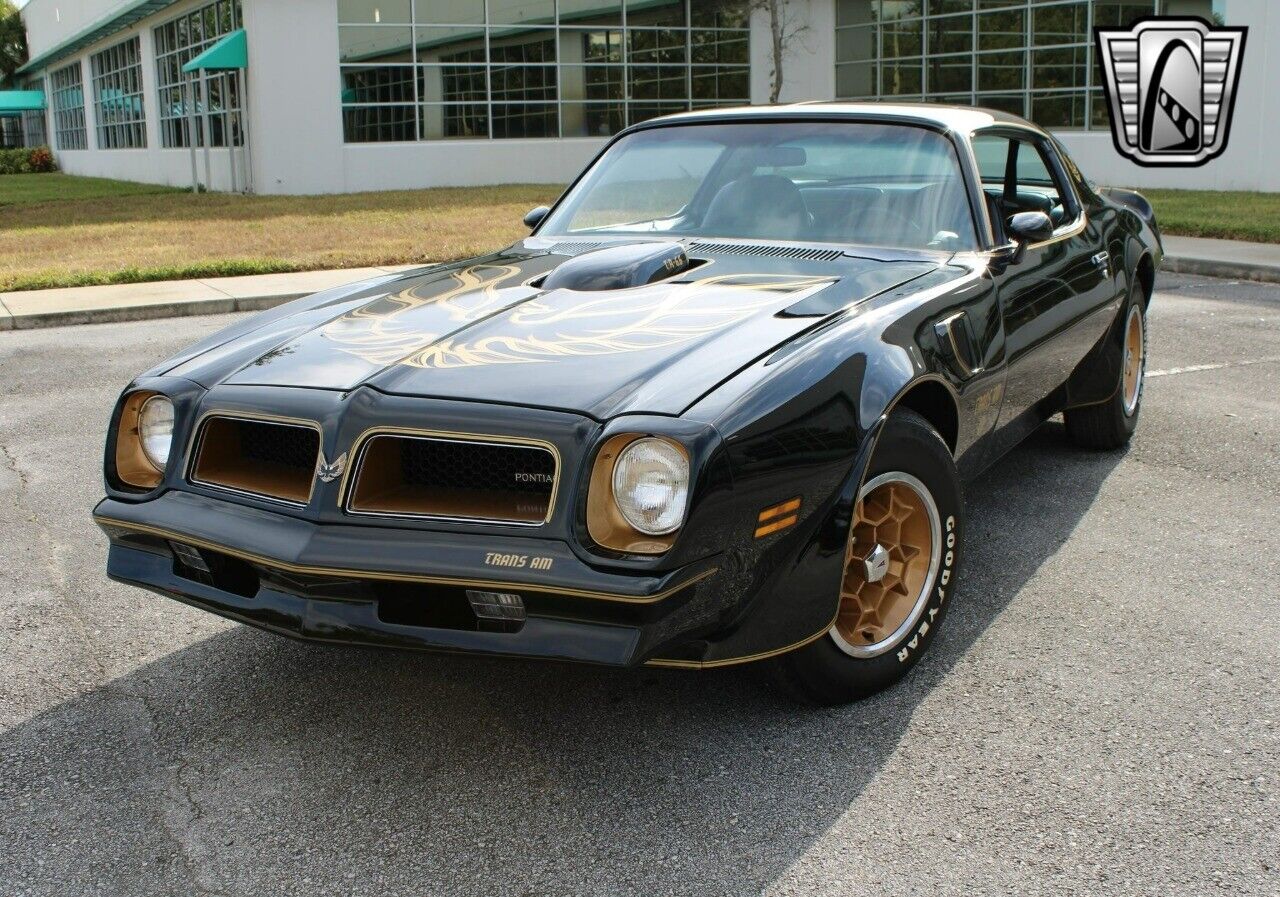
[863,543,890,583]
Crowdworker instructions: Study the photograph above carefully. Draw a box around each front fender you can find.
[670,267,996,664]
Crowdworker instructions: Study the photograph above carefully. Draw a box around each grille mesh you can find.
[399,438,555,495]
[238,420,318,469]
[349,435,557,524]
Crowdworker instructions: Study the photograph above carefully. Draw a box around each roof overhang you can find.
[18,0,182,75]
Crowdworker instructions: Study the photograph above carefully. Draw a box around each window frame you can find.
[50,62,88,150]
[152,0,244,149]
[89,36,148,150]
[337,0,750,144]
[538,116,988,253]
[969,125,1084,247]
[834,0,1159,132]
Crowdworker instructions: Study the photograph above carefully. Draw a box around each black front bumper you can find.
[95,491,725,666]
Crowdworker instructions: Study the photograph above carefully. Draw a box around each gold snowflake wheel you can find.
[1122,304,1145,416]
[830,471,942,659]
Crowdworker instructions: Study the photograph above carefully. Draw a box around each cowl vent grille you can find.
[688,242,844,261]
[549,241,609,255]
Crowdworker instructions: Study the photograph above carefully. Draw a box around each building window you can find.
[834,0,1157,131]
[153,0,244,148]
[90,36,147,149]
[21,76,49,148]
[51,63,87,150]
[337,0,750,143]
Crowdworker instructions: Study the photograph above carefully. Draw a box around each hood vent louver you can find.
[548,241,609,255]
[688,242,844,262]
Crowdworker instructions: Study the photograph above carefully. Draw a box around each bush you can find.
[0,146,58,175]
[28,146,55,172]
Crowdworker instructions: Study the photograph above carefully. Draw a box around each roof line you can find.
[18,0,181,75]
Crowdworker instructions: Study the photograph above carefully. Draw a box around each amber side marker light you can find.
[755,497,801,538]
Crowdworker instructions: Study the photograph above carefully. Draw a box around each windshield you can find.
[539,121,979,252]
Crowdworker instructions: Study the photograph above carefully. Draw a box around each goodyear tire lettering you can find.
[898,514,958,663]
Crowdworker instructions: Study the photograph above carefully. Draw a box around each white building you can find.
[15,0,1279,194]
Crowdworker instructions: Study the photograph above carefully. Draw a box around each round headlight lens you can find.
[612,438,689,536]
[138,395,174,470]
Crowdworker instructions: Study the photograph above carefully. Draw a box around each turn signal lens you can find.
[611,437,689,536]
[138,395,175,470]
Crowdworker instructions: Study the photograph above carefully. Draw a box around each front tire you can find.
[1064,281,1147,450]
[772,409,963,706]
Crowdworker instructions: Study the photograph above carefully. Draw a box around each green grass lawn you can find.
[0,174,1275,293]
[1142,190,1280,244]
[0,172,186,206]
[0,175,562,292]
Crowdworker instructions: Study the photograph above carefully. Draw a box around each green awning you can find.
[0,91,47,113]
[182,29,246,73]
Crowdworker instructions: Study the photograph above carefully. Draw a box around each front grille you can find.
[190,416,320,505]
[347,434,557,525]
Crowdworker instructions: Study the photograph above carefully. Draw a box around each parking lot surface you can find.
[1,273,1277,896]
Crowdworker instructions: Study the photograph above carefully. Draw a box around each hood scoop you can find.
[540,241,692,292]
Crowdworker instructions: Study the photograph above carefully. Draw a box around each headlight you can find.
[611,437,689,536]
[113,391,172,490]
[138,395,175,470]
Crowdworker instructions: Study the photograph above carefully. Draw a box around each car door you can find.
[975,130,1116,431]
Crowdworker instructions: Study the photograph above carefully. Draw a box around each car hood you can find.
[163,244,942,419]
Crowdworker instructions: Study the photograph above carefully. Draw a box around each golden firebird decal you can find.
[320,265,834,370]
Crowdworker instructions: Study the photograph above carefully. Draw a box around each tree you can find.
[0,0,28,89]
[740,0,809,105]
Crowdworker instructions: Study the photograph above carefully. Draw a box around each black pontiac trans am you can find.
[95,104,1162,704]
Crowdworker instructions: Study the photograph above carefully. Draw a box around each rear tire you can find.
[771,409,963,706]
[1064,281,1147,450]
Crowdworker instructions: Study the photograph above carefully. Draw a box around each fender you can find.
[1064,239,1155,409]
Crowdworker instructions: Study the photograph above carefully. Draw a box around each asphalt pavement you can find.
[0,272,1276,896]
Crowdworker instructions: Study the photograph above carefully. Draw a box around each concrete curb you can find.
[3,293,307,330]
[1161,256,1280,284]
[0,265,425,331]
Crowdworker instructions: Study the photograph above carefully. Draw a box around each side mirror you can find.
[1005,211,1055,264]
[523,205,550,230]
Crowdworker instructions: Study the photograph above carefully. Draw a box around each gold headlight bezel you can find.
[586,434,688,555]
[114,391,167,490]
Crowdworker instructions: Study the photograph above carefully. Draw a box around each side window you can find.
[972,131,1080,236]
[1026,140,1082,222]
[1013,143,1063,207]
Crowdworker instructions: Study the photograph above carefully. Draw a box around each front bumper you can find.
[95,491,724,666]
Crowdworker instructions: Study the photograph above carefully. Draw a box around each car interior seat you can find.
[702,174,811,240]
